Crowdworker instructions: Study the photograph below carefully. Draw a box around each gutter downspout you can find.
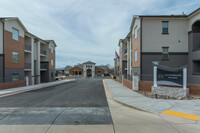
[1,19,5,83]
[140,17,143,81]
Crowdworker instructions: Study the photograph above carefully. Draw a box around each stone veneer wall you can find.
[139,81,200,96]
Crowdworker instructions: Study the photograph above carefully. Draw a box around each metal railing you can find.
[41,63,48,69]
[125,49,127,54]
[41,50,47,55]
[25,44,31,51]
[24,63,31,69]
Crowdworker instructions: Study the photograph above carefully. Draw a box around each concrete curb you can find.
[0,79,76,97]
[103,79,152,113]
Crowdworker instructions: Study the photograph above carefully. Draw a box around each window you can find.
[72,71,74,75]
[75,71,78,75]
[12,73,19,81]
[12,52,19,63]
[134,27,138,39]
[79,71,81,75]
[51,59,54,66]
[12,28,19,40]
[162,21,169,34]
[51,46,54,53]
[134,50,137,62]
[162,47,169,59]
[51,72,54,78]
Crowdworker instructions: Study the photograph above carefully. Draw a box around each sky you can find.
[0,0,199,68]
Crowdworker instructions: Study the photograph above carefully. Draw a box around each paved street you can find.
[0,79,113,131]
[0,78,199,133]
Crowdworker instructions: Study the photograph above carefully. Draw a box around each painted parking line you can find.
[162,110,200,120]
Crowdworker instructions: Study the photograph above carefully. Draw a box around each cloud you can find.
[0,0,199,68]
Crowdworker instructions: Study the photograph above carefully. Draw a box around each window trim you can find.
[162,47,169,60]
[12,73,19,81]
[134,27,138,39]
[12,52,19,63]
[134,50,138,62]
[51,46,54,53]
[162,21,169,35]
[12,28,19,41]
[51,59,54,66]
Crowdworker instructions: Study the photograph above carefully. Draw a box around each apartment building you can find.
[0,17,56,89]
[116,8,200,94]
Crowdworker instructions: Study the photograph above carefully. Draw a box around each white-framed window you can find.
[162,47,169,59]
[12,52,19,63]
[51,59,54,66]
[134,27,138,39]
[162,21,169,34]
[12,73,19,81]
[12,28,19,41]
[134,50,137,62]
[51,46,54,53]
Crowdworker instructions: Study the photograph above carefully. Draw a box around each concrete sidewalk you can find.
[104,79,200,121]
[0,79,75,97]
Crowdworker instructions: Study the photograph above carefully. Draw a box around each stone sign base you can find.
[152,86,189,99]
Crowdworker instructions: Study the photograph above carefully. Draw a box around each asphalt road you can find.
[0,78,113,125]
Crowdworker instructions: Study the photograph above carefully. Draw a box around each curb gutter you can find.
[0,79,76,97]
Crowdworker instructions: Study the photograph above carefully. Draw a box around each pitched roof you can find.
[0,17,28,31]
[83,61,96,64]
[96,65,109,71]
[45,40,57,47]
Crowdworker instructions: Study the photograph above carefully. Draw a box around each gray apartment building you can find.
[0,17,56,89]
[116,8,200,94]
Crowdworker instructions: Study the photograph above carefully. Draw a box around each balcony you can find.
[25,44,31,52]
[40,50,47,56]
[24,63,31,70]
[41,63,48,70]
[192,49,200,61]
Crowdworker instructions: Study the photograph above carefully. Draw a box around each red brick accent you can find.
[123,79,132,89]
[69,67,83,75]
[116,76,122,83]
[188,84,200,96]
[95,68,104,75]
[4,30,24,69]
[139,81,153,92]
[132,29,141,68]
[0,80,26,90]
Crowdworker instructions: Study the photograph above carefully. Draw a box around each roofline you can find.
[118,39,124,46]
[129,7,200,30]
[83,61,96,64]
[25,31,38,38]
[69,66,83,70]
[2,17,28,31]
[45,40,57,47]
[134,7,200,18]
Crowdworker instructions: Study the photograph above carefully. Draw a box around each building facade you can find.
[69,61,107,77]
[0,17,56,89]
[116,8,200,94]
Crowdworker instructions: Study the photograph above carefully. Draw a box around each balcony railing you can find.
[41,50,47,55]
[25,44,31,51]
[125,49,127,54]
[41,63,48,69]
[25,63,31,69]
